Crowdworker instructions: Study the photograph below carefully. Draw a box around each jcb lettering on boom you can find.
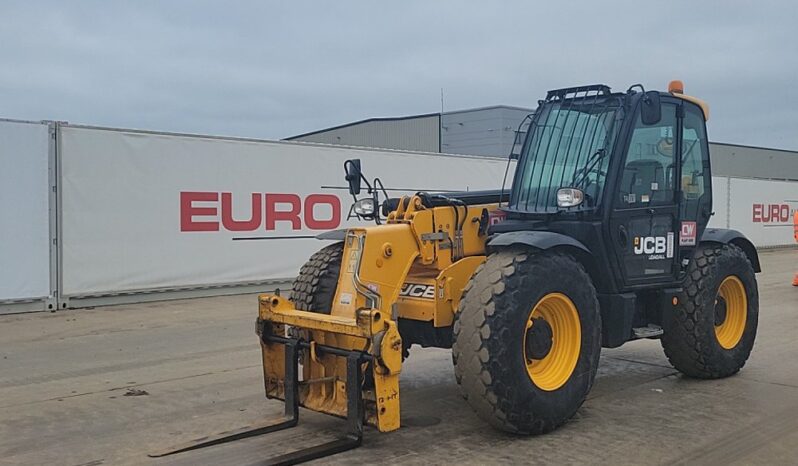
[399,283,436,299]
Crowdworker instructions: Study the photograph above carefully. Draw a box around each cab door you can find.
[608,100,681,287]
[676,103,713,276]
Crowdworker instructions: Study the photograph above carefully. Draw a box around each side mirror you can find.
[641,90,662,125]
[344,159,362,195]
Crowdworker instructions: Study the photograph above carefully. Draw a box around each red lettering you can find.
[780,204,790,222]
[769,204,780,223]
[304,194,341,230]
[221,193,262,231]
[752,203,793,223]
[489,210,507,225]
[180,192,218,231]
[182,192,344,232]
[265,194,301,230]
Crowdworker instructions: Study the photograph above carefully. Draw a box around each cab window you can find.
[680,105,711,219]
[618,103,677,207]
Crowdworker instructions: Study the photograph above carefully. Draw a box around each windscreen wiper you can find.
[571,148,607,187]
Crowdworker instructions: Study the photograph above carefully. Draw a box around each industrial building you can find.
[286,105,534,158]
[287,105,798,181]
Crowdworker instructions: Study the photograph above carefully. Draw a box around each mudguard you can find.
[700,228,761,272]
[487,230,590,254]
[316,229,347,241]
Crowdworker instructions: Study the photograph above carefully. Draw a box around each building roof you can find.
[284,105,534,140]
[440,104,534,115]
[284,112,440,140]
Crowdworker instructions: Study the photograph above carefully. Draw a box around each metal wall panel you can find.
[291,115,439,153]
[294,108,798,183]
[709,143,798,181]
[441,106,534,158]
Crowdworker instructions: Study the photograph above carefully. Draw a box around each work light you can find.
[556,188,584,208]
[353,198,376,217]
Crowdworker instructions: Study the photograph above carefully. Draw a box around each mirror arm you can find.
[373,177,389,199]
[371,178,389,225]
[360,174,374,193]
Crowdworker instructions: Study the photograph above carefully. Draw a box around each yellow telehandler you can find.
[152,81,761,464]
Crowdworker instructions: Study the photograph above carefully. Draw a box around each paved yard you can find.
[1,249,796,465]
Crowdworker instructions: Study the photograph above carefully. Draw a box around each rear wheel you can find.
[453,249,601,434]
[661,244,758,378]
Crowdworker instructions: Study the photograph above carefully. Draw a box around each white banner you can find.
[708,176,729,229]
[728,177,797,247]
[0,120,51,302]
[59,127,511,296]
[58,125,797,298]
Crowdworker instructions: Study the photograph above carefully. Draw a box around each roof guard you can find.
[546,85,612,101]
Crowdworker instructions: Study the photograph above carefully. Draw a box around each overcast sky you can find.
[2,1,797,150]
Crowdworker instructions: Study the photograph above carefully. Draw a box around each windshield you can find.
[509,95,622,212]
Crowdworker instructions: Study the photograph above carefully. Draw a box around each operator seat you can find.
[620,159,667,204]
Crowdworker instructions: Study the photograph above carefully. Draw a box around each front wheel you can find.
[661,244,759,378]
[453,249,601,435]
[290,242,343,313]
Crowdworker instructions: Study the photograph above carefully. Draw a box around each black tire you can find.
[452,263,485,390]
[290,242,343,313]
[290,241,412,362]
[452,249,601,435]
[661,243,758,378]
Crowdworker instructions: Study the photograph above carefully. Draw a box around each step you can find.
[632,325,664,339]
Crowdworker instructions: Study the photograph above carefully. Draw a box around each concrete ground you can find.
[1,249,796,466]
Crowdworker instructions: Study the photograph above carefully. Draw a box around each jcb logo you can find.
[634,236,667,255]
[399,283,436,299]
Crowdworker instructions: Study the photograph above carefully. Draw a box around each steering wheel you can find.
[572,165,607,184]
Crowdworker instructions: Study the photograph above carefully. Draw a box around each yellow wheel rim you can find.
[715,275,747,350]
[524,293,581,391]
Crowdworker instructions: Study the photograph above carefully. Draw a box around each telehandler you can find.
[152,81,760,464]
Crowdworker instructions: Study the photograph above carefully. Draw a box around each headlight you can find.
[556,188,584,208]
[353,198,376,217]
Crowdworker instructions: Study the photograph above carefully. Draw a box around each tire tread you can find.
[453,249,600,435]
[661,243,758,378]
[290,242,343,313]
